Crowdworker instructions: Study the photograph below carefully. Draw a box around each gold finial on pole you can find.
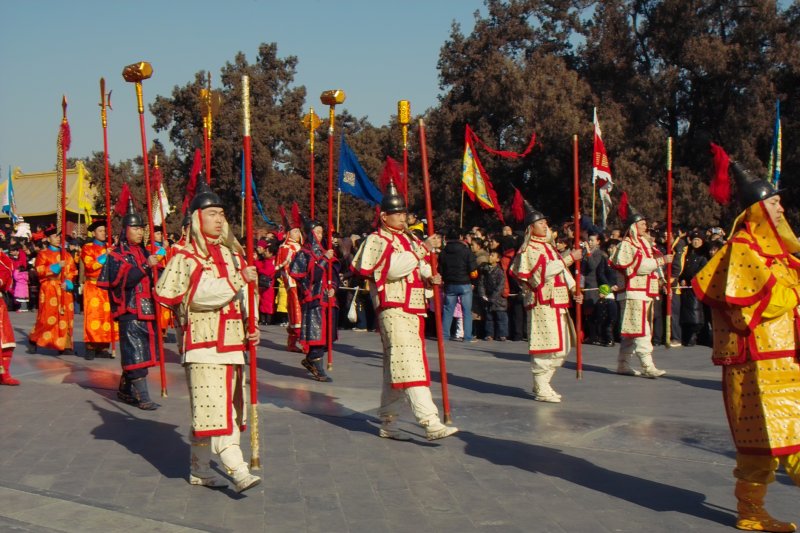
[398,100,411,203]
[61,95,68,123]
[122,62,153,113]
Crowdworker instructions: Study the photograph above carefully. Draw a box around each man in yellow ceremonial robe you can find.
[81,219,118,359]
[28,225,77,355]
[694,162,800,533]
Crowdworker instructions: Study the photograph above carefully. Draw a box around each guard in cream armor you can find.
[609,205,671,378]
[156,181,261,494]
[510,205,582,403]
[352,182,458,441]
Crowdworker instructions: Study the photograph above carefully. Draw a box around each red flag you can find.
[709,143,731,205]
[114,183,133,217]
[182,148,203,215]
[617,191,629,222]
[462,125,506,224]
[510,187,525,224]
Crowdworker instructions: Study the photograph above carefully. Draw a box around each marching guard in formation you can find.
[276,204,304,353]
[156,181,261,493]
[98,201,161,410]
[81,218,118,359]
[610,205,671,378]
[510,204,583,403]
[352,183,457,440]
[694,162,800,533]
[28,225,77,355]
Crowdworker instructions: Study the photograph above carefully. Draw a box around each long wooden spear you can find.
[99,78,116,356]
[320,89,345,371]
[242,75,261,470]
[122,61,167,397]
[58,96,70,317]
[573,134,583,379]
[665,137,673,349]
[418,119,452,423]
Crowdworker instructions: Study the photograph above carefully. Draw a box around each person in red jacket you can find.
[0,250,19,385]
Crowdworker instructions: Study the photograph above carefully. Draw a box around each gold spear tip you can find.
[320,90,346,106]
[122,62,153,83]
[62,95,68,117]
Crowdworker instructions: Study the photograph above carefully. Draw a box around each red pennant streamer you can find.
[467,124,536,159]
[182,149,203,215]
[617,191,629,222]
[709,143,731,205]
[510,187,525,224]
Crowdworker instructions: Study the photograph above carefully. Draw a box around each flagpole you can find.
[459,190,464,229]
[419,119,452,423]
[336,189,341,232]
[398,100,410,205]
[122,61,167,397]
[241,75,261,470]
[572,134,583,380]
[59,96,69,318]
[99,78,116,356]
[321,90,345,371]
[665,137,673,350]
[302,108,321,218]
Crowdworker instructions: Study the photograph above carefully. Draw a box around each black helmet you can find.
[731,161,780,209]
[122,198,146,228]
[189,180,224,213]
[380,181,406,214]
[303,217,323,236]
[523,199,546,226]
[626,204,646,227]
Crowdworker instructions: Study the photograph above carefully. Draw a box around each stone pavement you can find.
[0,310,797,533]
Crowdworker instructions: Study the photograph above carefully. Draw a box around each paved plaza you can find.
[0,310,797,532]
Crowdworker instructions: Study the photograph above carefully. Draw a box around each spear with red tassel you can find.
[57,96,70,317]
[99,78,117,356]
[122,61,167,397]
[573,134,583,379]
[242,74,261,470]
[418,119,452,423]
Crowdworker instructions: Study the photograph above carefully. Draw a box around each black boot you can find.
[117,375,137,405]
[313,358,332,382]
[26,338,36,354]
[130,378,159,410]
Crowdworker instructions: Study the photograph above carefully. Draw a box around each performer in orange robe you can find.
[81,219,119,359]
[0,250,19,385]
[28,225,77,354]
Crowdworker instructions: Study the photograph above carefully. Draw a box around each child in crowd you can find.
[478,250,508,341]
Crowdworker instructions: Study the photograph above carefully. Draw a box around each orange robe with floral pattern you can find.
[81,241,119,345]
[29,247,77,351]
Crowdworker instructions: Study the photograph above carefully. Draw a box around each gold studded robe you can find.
[693,202,800,455]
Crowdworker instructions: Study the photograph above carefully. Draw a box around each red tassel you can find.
[371,205,381,229]
[60,122,71,152]
[510,187,525,224]
[182,149,203,215]
[379,156,405,198]
[709,143,731,205]
[278,205,289,230]
[115,184,132,217]
[291,202,302,229]
[618,191,629,222]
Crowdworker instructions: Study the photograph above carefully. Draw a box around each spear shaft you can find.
[418,119,452,423]
[665,137,673,349]
[242,75,261,470]
[99,78,116,356]
[573,134,583,379]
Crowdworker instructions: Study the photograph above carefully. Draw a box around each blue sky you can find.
[0,0,485,173]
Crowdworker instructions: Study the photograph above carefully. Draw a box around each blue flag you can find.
[1,166,17,222]
[338,135,382,206]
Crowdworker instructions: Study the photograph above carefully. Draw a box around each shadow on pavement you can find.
[430,369,530,400]
[458,430,733,526]
[88,399,186,479]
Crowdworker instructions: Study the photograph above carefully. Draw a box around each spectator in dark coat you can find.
[477,250,508,340]
[678,231,709,346]
[439,228,478,342]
